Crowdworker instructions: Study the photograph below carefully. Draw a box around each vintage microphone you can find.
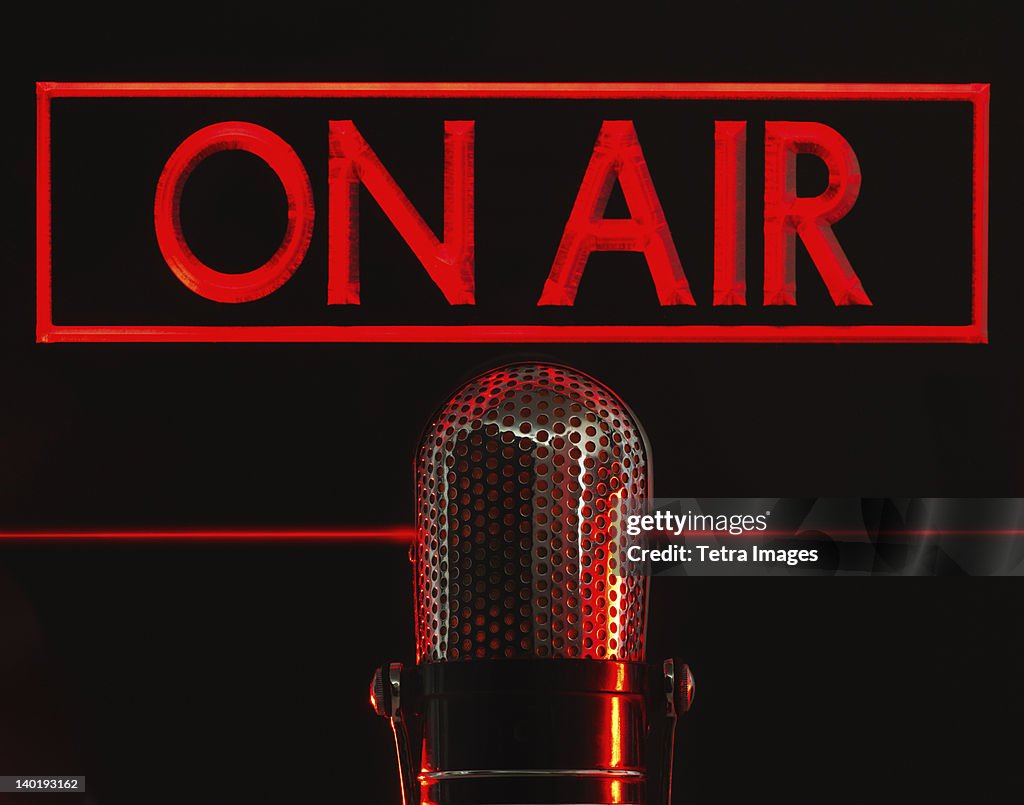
[371,363,693,805]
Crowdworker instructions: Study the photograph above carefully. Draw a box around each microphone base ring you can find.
[420,768,646,781]
[421,776,645,805]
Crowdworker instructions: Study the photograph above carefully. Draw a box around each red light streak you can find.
[0,528,415,542]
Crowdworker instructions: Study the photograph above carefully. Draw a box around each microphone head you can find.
[414,363,650,664]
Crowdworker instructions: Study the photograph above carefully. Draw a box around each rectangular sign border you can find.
[36,82,990,344]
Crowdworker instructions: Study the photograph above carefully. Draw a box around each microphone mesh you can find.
[414,363,650,663]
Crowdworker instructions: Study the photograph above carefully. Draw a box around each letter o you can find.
[154,122,315,303]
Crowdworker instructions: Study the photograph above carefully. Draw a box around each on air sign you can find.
[37,82,989,342]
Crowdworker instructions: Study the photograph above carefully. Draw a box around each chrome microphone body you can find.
[372,363,692,805]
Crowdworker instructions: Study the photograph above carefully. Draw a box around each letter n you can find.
[328,121,474,304]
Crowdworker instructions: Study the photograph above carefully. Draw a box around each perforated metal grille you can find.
[414,363,650,664]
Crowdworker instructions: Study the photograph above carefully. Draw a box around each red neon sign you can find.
[37,82,989,343]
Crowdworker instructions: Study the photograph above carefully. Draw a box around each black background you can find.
[1,2,1021,803]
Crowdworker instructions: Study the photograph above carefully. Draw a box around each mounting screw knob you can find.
[664,658,695,715]
[369,662,403,717]
[676,663,695,713]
